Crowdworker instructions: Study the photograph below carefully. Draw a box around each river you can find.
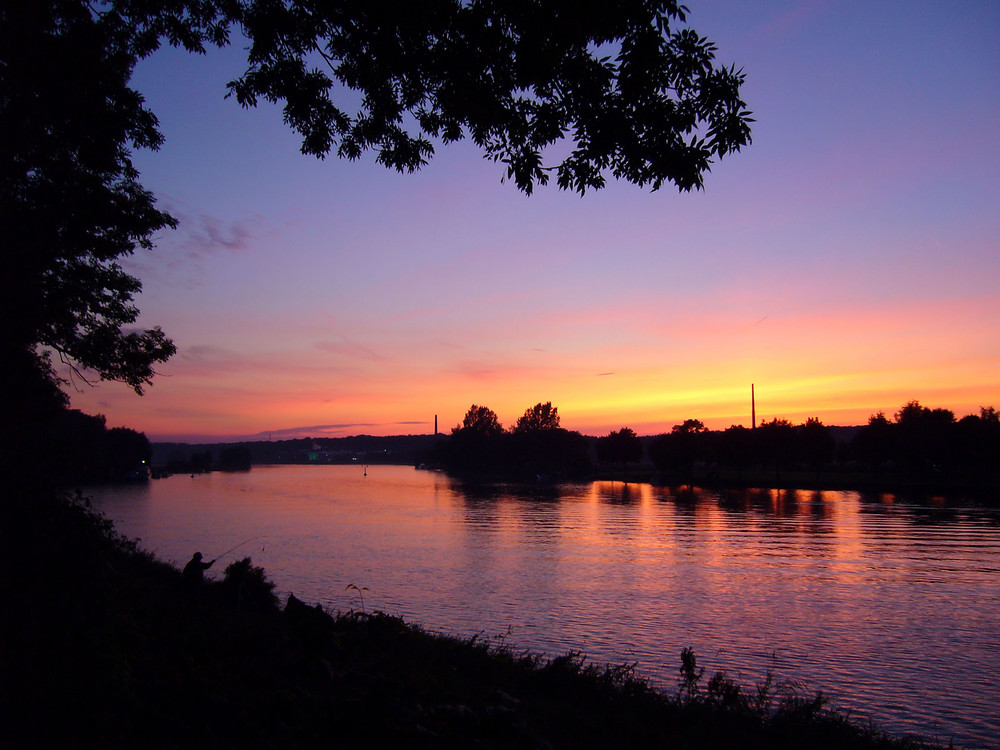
[86,464,1000,748]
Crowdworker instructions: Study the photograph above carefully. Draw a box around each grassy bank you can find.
[3,486,944,749]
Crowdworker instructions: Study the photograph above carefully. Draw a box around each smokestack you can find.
[434,414,438,435]
[751,384,756,430]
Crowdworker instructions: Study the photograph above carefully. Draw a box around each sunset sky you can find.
[65,0,999,442]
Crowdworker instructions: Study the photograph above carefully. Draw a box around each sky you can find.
[65,0,1000,442]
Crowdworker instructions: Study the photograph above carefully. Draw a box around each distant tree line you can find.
[41,398,999,486]
[158,446,247,475]
[646,401,1000,484]
[850,402,999,477]
[441,400,999,486]
[152,435,443,472]
[646,417,839,483]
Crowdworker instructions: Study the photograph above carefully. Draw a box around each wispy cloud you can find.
[123,203,276,289]
[244,423,378,439]
[314,338,385,362]
[449,359,551,383]
[180,212,262,256]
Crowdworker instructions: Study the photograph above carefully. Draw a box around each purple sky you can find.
[66,0,1000,441]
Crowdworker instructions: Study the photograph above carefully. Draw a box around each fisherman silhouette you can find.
[182,551,216,586]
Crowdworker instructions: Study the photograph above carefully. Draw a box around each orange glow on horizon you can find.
[67,359,999,442]
[63,287,1000,441]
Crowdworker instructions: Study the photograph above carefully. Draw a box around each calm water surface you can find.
[88,465,1000,748]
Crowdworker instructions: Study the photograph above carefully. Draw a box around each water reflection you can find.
[86,466,1000,749]
[591,480,646,504]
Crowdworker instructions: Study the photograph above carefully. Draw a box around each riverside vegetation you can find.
[436,401,1000,494]
[55,399,997,496]
[3,484,947,750]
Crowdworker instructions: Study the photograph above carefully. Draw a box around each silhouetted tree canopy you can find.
[444,402,589,478]
[37,410,151,483]
[513,402,561,433]
[798,417,835,470]
[224,0,753,194]
[104,426,153,478]
[457,404,504,435]
[893,400,956,469]
[715,424,753,471]
[672,418,707,434]
[2,0,177,407]
[596,427,644,466]
[852,412,893,470]
[445,405,504,473]
[2,0,751,432]
[756,418,796,474]
[648,419,713,479]
[954,407,1000,475]
[506,427,591,478]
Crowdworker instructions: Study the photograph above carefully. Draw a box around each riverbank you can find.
[4,486,945,749]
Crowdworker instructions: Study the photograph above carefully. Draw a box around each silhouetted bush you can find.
[221,556,279,614]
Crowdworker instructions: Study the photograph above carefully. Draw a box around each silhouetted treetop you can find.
[672,418,707,434]
[456,404,504,435]
[894,400,955,428]
[513,402,561,433]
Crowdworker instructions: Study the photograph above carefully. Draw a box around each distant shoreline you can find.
[142,424,999,501]
[137,456,999,502]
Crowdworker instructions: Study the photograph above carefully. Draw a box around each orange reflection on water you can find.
[87,466,1000,748]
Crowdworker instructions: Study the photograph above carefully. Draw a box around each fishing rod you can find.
[212,535,265,562]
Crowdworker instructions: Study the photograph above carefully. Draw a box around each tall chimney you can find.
[434,414,438,435]
[751,384,756,430]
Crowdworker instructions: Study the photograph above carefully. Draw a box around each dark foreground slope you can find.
[2,487,941,750]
